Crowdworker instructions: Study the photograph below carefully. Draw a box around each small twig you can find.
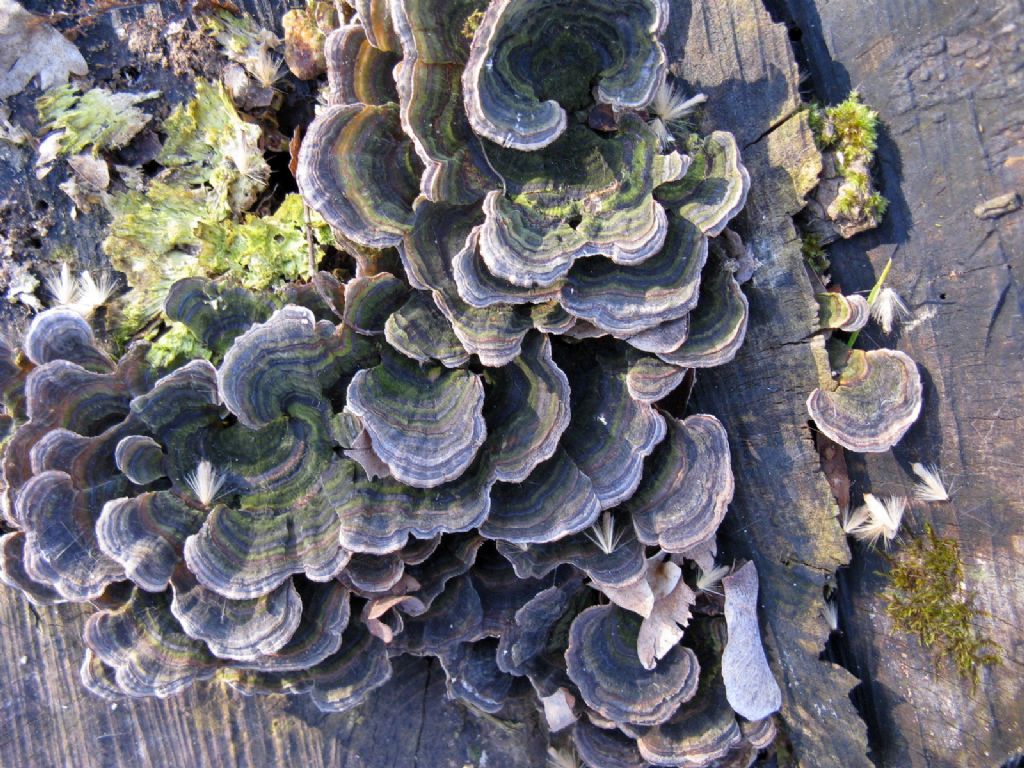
[303,202,317,275]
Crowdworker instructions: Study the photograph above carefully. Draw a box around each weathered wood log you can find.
[773,1,1024,766]
[672,1,872,765]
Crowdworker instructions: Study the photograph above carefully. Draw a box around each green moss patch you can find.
[883,524,1001,685]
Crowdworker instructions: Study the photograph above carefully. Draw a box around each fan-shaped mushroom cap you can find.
[326,457,492,555]
[562,216,707,336]
[397,200,533,366]
[384,291,470,367]
[566,604,700,726]
[129,359,220,449]
[97,491,206,592]
[637,618,743,766]
[637,687,741,766]
[219,403,336,508]
[355,0,401,52]
[402,533,484,611]
[169,569,302,661]
[483,332,569,483]
[625,354,689,403]
[452,226,563,308]
[84,589,219,698]
[304,628,393,712]
[627,414,734,553]
[347,352,486,488]
[463,0,668,150]
[163,278,275,355]
[806,348,923,452]
[721,562,781,721]
[80,649,124,701]
[184,493,349,600]
[626,314,691,355]
[15,470,124,600]
[559,349,667,508]
[496,570,586,672]
[343,273,410,336]
[816,292,870,332]
[233,579,351,672]
[497,517,646,588]
[218,305,369,430]
[573,719,648,768]
[25,360,131,432]
[740,716,777,750]
[0,531,63,605]
[656,131,751,237]
[471,545,557,634]
[531,300,575,335]
[326,25,400,107]
[341,552,407,593]
[476,117,683,288]
[398,200,478,293]
[390,572,484,655]
[715,744,760,768]
[434,287,533,366]
[482,449,601,545]
[657,260,748,369]
[226,620,393,713]
[397,535,442,566]
[297,103,421,249]
[113,435,166,485]
[441,638,513,713]
[24,308,114,371]
[29,419,135,492]
[391,0,499,205]
[2,359,131,519]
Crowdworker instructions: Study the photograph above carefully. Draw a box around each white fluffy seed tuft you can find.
[75,271,118,316]
[696,562,731,595]
[911,462,949,502]
[45,264,118,316]
[185,460,227,506]
[583,511,627,555]
[842,494,907,548]
[869,287,910,334]
[822,597,839,632]
[250,46,284,88]
[546,746,580,768]
[650,81,707,122]
[45,263,78,307]
[648,82,707,149]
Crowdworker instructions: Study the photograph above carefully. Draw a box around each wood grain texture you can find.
[0,594,545,768]
[672,1,873,766]
[778,0,1024,765]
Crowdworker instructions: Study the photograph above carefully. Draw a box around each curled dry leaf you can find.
[0,0,87,99]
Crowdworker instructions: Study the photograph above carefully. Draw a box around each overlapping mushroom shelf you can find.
[0,1,783,766]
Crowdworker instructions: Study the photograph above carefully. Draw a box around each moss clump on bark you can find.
[808,91,888,234]
[883,524,1000,685]
[801,233,829,275]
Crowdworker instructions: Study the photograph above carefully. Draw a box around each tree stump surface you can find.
[775,1,1024,766]
[1,1,1020,767]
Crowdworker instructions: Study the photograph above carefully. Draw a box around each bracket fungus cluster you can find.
[1,1,783,765]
